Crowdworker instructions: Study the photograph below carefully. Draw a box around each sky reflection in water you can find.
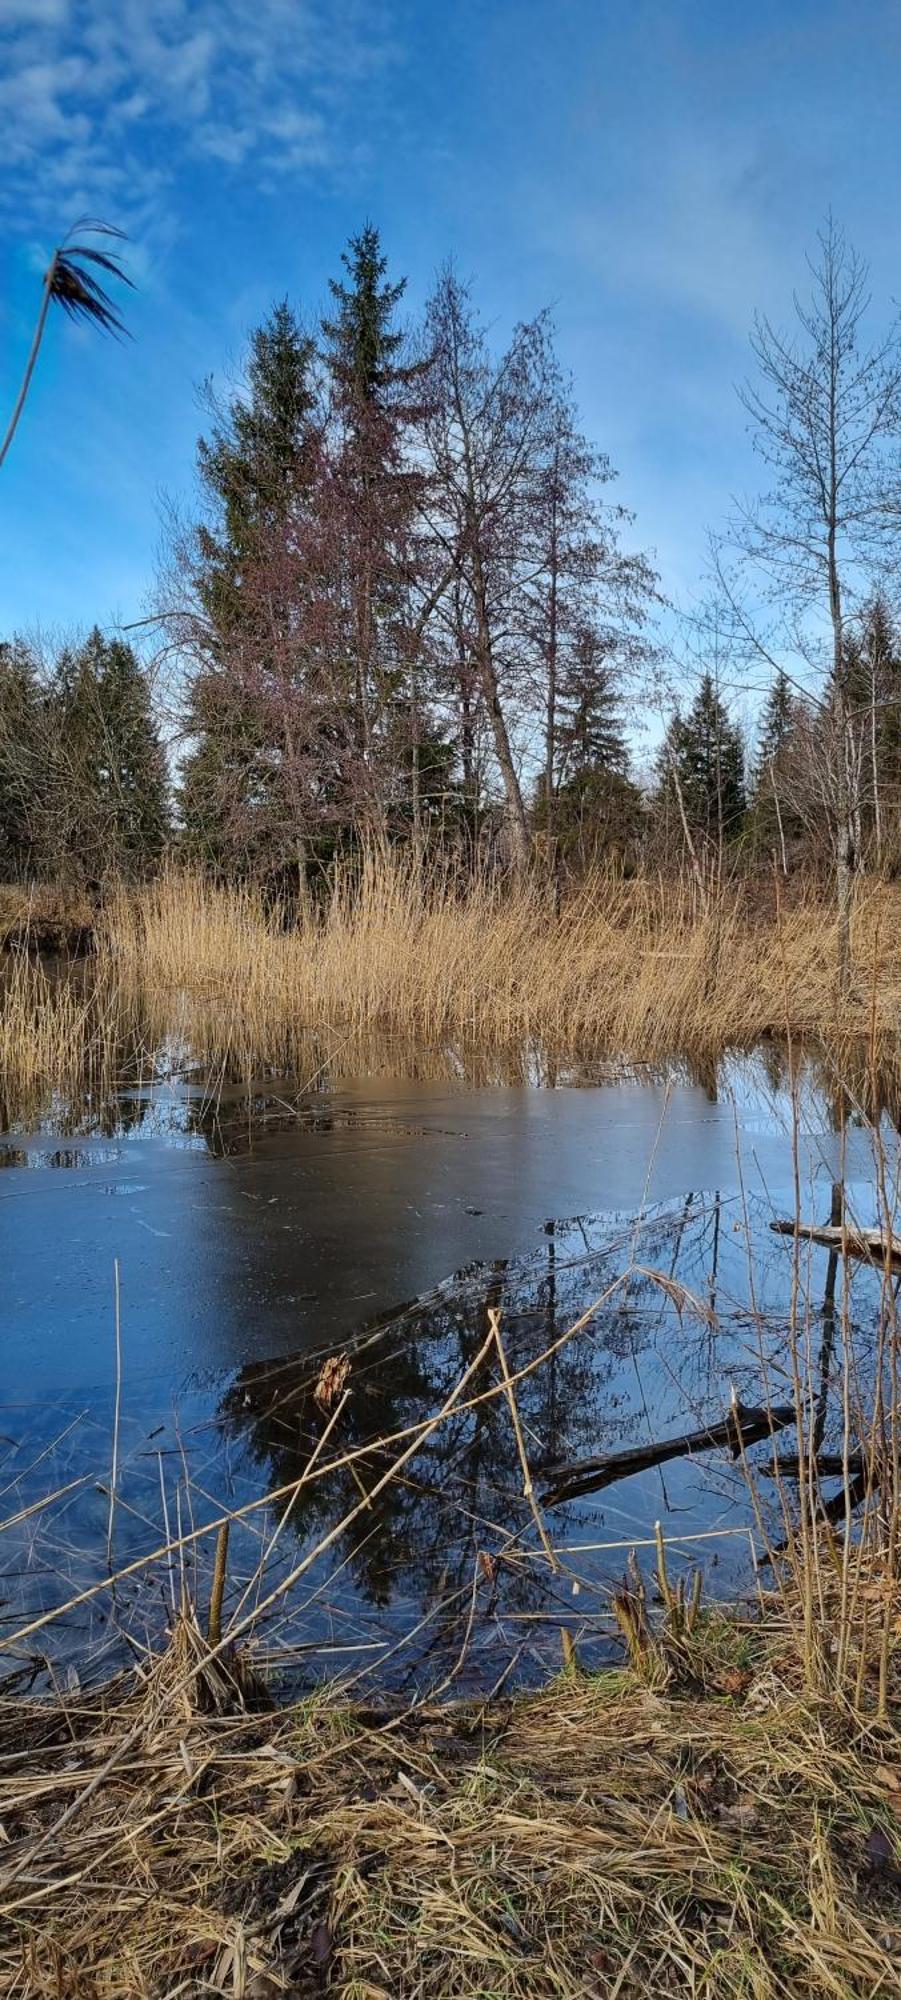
[0,1041,894,1692]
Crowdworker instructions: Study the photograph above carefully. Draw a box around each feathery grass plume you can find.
[0,220,132,470]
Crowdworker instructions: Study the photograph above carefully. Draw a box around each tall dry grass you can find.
[100,858,901,1069]
[0,951,137,1120]
[2,1608,898,1997]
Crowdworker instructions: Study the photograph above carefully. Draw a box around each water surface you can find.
[0,1042,890,1690]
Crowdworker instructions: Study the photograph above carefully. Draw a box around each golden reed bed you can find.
[104,863,901,1063]
[4,858,901,1115]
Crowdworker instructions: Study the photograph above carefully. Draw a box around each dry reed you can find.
[0,951,130,1118]
[101,861,901,1074]
[0,1583,898,1998]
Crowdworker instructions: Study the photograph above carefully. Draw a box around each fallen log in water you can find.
[539,1401,796,1507]
[757,1466,874,1568]
[769,1219,901,1268]
[762,1452,865,1482]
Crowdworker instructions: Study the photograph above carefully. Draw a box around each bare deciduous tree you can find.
[421,272,560,871]
[732,217,901,986]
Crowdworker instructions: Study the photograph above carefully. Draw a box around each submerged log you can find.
[540,1400,795,1507]
[757,1466,874,1567]
[762,1451,865,1482]
[769,1219,901,1268]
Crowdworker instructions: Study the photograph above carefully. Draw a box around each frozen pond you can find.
[0,1044,892,1690]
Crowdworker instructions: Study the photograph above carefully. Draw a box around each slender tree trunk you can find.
[543,454,560,897]
[469,541,529,871]
[410,656,422,859]
[770,761,789,876]
[827,352,854,995]
[870,665,882,870]
[667,739,707,909]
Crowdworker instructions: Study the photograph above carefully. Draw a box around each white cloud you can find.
[0,0,398,231]
[2,0,70,21]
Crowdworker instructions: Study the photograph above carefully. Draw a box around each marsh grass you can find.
[0,950,138,1123]
[103,859,901,1072]
[6,860,901,1118]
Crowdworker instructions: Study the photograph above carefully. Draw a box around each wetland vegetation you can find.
[4,203,901,1996]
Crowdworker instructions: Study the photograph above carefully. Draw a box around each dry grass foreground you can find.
[1,1595,899,2000]
[102,864,901,1064]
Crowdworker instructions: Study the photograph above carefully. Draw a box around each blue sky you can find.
[3,0,901,673]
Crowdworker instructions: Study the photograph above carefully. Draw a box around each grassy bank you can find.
[1,1577,899,1998]
[101,863,901,1068]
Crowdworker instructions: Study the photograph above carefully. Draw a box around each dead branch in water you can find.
[540,1400,795,1506]
[770,1217,901,1267]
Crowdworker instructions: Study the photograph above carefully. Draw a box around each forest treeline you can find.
[5,220,901,896]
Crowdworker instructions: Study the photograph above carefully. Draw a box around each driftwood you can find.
[539,1400,795,1507]
[770,1219,901,1269]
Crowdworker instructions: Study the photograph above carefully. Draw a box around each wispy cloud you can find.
[1,0,399,235]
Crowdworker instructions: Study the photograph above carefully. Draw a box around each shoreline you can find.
[1,1585,898,1997]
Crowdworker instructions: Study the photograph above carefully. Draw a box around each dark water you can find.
[0,1046,892,1692]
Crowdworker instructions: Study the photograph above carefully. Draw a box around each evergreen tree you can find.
[321,223,410,411]
[534,633,642,866]
[755,668,795,777]
[0,640,47,874]
[51,629,168,877]
[858,597,901,854]
[321,226,427,831]
[748,667,804,860]
[557,632,630,781]
[180,302,323,874]
[659,674,746,845]
[195,301,318,639]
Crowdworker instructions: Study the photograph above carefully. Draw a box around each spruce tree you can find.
[181,302,321,873]
[0,640,47,875]
[539,632,641,864]
[857,596,901,863]
[321,223,410,411]
[755,668,794,777]
[51,629,168,877]
[321,226,427,830]
[557,634,629,781]
[749,668,803,862]
[195,301,318,639]
[659,674,746,844]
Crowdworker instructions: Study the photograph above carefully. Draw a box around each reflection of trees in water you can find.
[220,1232,632,1638]
[746,1030,901,1138]
[217,1200,780,1662]
[13,967,901,1159]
